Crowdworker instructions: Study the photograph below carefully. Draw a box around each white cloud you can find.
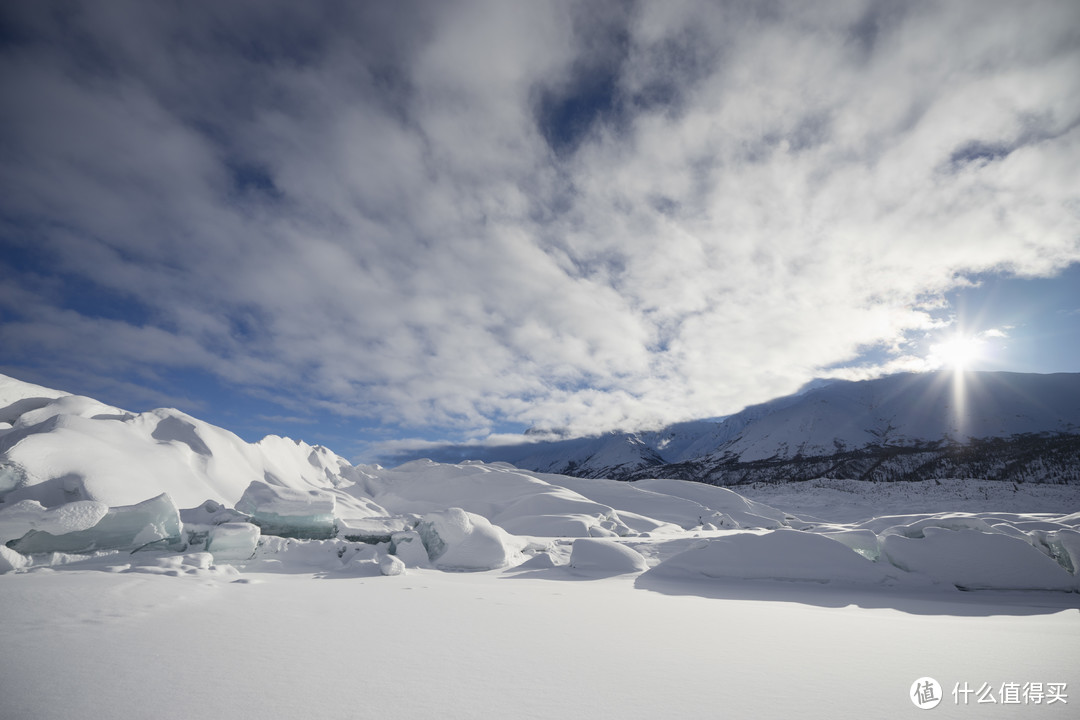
[1,0,1078,440]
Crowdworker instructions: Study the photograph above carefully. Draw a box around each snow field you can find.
[1,560,1077,720]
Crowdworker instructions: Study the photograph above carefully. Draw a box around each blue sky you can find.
[1,1,1078,463]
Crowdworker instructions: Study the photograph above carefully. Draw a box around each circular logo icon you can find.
[911,677,943,709]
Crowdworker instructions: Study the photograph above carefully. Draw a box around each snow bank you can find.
[647,529,903,585]
[631,478,791,528]
[740,476,1080,522]
[881,528,1077,591]
[497,513,610,538]
[538,474,725,531]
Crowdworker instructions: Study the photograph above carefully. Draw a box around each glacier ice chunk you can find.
[417,507,515,571]
[0,545,29,573]
[1029,528,1080,575]
[338,515,417,543]
[6,493,181,554]
[880,514,999,539]
[389,530,431,567]
[235,481,336,539]
[206,522,260,561]
[247,536,377,572]
[819,529,881,562]
[0,499,109,543]
[179,499,250,527]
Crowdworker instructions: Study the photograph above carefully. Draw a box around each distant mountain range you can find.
[392,371,1080,485]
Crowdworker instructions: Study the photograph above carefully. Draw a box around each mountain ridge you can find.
[390,371,1080,484]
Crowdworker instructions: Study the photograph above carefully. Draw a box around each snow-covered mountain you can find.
[708,371,1080,460]
[395,371,1080,483]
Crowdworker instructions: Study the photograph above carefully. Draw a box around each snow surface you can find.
[2,374,1079,718]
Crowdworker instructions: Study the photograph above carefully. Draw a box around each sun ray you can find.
[929,335,985,372]
[927,334,988,438]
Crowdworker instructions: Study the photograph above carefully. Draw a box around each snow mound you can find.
[417,508,519,571]
[379,554,405,576]
[569,538,649,575]
[0,383,363,508]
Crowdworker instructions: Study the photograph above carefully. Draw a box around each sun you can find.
[930,335,984,371]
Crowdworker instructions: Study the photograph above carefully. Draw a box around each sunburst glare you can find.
[929,335,985,372]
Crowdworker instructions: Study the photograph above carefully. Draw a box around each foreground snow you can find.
[2,554,1077,719]
[2,374,1079,717]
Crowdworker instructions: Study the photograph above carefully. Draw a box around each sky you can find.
[1,0,1079,463]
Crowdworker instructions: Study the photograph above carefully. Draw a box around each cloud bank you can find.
[1,0,1078,441]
